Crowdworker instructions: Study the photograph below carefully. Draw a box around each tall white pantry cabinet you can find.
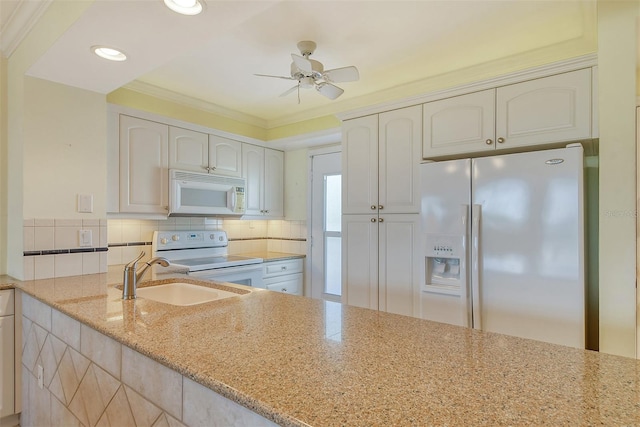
[342,105,422,317]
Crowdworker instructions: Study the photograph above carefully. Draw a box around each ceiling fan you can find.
[255,41,359,102]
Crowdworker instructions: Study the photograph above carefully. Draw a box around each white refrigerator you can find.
[419,145,585,348]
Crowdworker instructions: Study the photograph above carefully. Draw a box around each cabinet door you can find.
[342,115,379,214]
[378,214,420,317]
[423,89,495,158]
[168,127,208,173]
[379,105,422,214]
[342,215,378,310]
[263,148,284,218]
[209,135,242,177]
[265,273,303,295]
[495,68,592,149]
[242,144,264,216]
[0,315,14,417]
[119,116,169,214]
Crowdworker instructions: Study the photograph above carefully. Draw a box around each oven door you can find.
[189,264,264,288]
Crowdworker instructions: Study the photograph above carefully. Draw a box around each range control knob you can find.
[210,234,215,240]
[160,238,168,245]
[172,235,180,241]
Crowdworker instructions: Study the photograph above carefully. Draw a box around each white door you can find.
[378,214,421,317]
[209,135,242,177]
[342,115,378,214]
[168,126,208,173]
[119,115,169,214]
[310,152,342,302]
[422,89,496,158]
[471,146,585,348]
[378,105,423,214]
[242,144,264,216]
[263,148,284,218]
[342,214,378,309]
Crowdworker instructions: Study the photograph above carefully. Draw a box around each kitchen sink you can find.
[136,281,245,306]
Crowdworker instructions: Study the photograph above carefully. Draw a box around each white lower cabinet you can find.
[342,214,420,317]
[263,259,303,295]
[0,289,15,418]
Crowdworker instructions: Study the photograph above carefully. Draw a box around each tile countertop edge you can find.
[14,274,309,427]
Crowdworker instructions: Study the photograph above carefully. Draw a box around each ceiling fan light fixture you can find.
[163,0,205,15]
[91,45,127,61]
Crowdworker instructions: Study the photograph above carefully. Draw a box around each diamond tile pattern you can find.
[22,306,188,427]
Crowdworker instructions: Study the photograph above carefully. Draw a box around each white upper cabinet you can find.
[342,114,378,215]
[168,127,208,172]
[209,135,242,177]
[423,68,593,158]
[496,68,592,148]
[169,129,242,177]
[119,115,169,215]
[378,106,422,214]
[263,148,284,218]
[242,144,284,218]
[423,89,496,157]
[342,105,421,215]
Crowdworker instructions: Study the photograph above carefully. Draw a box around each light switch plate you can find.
[78,194,93,213]
[79,230,92,247]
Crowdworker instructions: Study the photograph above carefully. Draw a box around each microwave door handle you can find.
[229,187,237,212]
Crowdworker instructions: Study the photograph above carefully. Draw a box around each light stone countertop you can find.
[8,269,640,426]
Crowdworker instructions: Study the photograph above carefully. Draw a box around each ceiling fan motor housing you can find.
[290,59,323,79]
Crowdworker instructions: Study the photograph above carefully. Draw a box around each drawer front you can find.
[0,289,14,316]
[263,259,303,277]
[265,273,303,295]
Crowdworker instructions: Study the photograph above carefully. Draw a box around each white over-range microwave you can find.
[169,169,246,216]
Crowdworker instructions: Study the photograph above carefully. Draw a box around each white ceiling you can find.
[5,0,596,128]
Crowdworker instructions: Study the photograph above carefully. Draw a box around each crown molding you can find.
[337,53,598,121]
[0,0,53,57]
[268,127,341,151]
[123,80,269,129]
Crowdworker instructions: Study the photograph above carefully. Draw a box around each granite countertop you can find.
[10,269,640,426]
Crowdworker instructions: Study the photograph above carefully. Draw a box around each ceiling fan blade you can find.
[279,85,299,98]
[291,54,313,73]
[323,66,359,83]
[316,82,344,100]
[254,73,295,81]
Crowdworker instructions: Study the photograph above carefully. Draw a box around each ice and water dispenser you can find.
[422,234,465,296]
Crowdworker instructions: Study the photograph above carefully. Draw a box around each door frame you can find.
[306,144,342,299]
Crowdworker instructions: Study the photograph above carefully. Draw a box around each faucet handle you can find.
[125,251,145,269]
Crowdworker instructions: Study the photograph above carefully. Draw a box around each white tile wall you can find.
[105,218,307,265]
[23,218,108,280]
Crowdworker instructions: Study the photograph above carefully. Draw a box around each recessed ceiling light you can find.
[164,0,205,15]
[91,46,127,62]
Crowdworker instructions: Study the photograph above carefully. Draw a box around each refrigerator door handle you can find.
[471,204,482,330]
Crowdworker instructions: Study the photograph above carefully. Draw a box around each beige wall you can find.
[23,77,106,219]
[597,1,638,358]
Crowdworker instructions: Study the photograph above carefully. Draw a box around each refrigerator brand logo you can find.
[545,158,564,165]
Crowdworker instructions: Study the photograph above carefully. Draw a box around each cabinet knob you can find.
[281,266,287,270]
[378,205,383,210]
[282,288,287,292]
[497,137,505,144]
[379,218,384,223]
[371,218,377,223]
[485,139,493,145]
[370,205,377,210]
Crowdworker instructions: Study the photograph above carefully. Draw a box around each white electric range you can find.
[152,230,264,288]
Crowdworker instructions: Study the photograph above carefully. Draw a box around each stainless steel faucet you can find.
[122,251,170,300]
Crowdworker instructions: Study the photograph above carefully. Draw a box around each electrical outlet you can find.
[37,364,44,389]
[79,230,92,247]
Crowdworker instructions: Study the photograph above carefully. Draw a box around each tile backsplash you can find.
[23,217,308,279]
[23,219,109,280]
